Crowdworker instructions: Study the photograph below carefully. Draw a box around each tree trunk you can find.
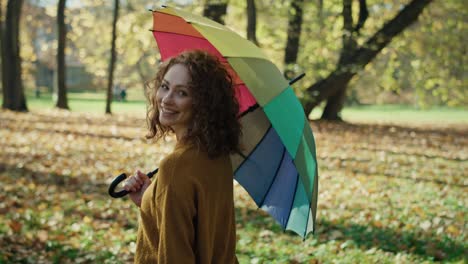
[283,0,304,80]
[321,0,357,120]
[105,0,119,114]
[246,0,258,45]
[304,0,433,117]
[2,0,26,111]
[1,0,4,92]
[317,0,323,27]
[136,56,148,93]
[354,0,369,34]
[203,1,227,25]
[56,0,69,109]
[321,85,348,120]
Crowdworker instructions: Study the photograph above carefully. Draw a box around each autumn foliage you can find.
[0,110,466,263]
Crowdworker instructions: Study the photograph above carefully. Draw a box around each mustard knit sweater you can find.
[134,143,238,264]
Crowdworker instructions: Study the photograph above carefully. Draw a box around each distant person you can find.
[120,87,127,102]
[123,50,241,263]
[35,87,41,98]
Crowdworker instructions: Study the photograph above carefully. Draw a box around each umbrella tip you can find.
[288,73,306,85]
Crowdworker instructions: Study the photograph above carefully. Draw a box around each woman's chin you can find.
[160,120,174,128]
[159,115,176,126]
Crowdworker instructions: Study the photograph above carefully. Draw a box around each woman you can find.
[123,50,241,264]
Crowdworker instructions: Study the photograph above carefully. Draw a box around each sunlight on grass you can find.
[3,93,467,126]
[341,105,468,126]
[18,92,147,115]
[308,104,468,126]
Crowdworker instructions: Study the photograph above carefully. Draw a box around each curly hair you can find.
[146,50,242,158]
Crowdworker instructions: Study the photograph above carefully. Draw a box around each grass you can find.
[308,104,468,126]
[5,92,468,127]
[19,91,148,114]
[341,104,468,126]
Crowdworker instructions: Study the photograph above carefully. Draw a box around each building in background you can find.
[26,2,95,95]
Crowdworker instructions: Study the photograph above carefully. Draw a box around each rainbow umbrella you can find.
[151,6,318,239]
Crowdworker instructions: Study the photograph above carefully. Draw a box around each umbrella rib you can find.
[233,125,272,176]
[152,8,227,31]
[239,103,259,118]
[284,171,300,230]
[149,29,208,41]
[258,146,286,208]
[303,203,312,240]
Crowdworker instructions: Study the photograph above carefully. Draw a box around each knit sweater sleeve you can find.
[155,153,197,264]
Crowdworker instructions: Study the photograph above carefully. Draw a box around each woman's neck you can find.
[173,126,188,142]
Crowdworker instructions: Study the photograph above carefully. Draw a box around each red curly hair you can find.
[146,50,242,158]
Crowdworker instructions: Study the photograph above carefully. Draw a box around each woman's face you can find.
[156,64,193,140]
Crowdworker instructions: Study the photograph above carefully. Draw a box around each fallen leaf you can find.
[9,220,22,233]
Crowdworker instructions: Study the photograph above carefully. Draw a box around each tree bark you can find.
[2,0,26,111]
[317,0,324,28]
[321,0,357,120]
[203,1,227,25]
[105,0,119,114]
[135,52,151,93]
[354,0,369,34]
[56,0,69,109]
[246,0,258,45]
[304,0,433,118]
[283,0,304,80]
[1,0,4,92]
[135,60,147,93]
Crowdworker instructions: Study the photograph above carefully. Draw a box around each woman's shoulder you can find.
[156,146,202,183]
[161,144,203,166]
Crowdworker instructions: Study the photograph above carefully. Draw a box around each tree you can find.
[61,0,157,96]
[2,0,27,111]
[105,0,119,114]
[246,0,258,45]
[56,0,69,109]
[283,0,304,80]
[304,0,433,120]
[203,0,228,25]
[320,0,362,120]
[317,0,323,27]
[0,0,4,93]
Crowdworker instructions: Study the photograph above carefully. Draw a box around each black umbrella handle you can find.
[108,168,159,198]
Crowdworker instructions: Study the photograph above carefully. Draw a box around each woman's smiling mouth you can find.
[161,107,177,114]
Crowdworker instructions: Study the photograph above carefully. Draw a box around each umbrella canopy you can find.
[151,6,318,239]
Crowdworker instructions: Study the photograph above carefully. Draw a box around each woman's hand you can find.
[123,170,151,207]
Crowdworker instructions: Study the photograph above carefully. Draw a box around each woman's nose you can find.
[161,91,173,104]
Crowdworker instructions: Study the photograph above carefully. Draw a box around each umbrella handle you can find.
[108,168,159,198]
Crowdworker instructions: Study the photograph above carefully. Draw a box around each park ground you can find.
[0,94,467,263]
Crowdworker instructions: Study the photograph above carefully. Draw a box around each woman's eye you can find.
[178,91,188,96]
[160,84,168,90]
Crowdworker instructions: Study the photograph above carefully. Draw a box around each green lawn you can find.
[4,92,467,127]
[342,105,468,126]
[19,91,148,114]
[308,104,468,126]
